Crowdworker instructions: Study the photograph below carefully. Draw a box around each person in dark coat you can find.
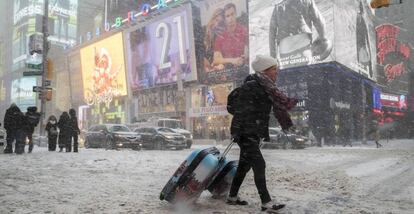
[25,106,41,153]
[45,115,59,151]
[227,55,297,212]
[69,109,80,152]
[3,103,27,154]
[57,112,71,152]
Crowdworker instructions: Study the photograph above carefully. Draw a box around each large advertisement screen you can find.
[12,0,78,71]
[125,5,196,94]
[196,0,249,84]
[250,0,334,69]
[249,0,377,80]
[48,0,78,47]
[11,77,37,111]
[80,32,127,106]
[334,0,377,80]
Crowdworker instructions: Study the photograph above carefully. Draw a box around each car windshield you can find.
[109,125,130,132]
[164,120,183,129]
[158,128,175,133]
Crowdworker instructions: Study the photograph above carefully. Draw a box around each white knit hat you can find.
[251,55,279,73]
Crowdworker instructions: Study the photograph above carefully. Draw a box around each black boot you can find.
[4,145,13,154]
[226,196,248,205]
[28,144,33,153]
[261,201,286,212]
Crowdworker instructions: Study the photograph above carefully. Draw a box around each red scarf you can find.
[256,73,298,130]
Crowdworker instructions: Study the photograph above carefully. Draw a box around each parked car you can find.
[262,127,309,149]
[129,117,193,148]
[0,127,5,147]
[84,124,142,150]
[133,127,186,150]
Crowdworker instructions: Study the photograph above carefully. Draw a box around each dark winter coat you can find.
[57,113,72,137]
[69,109,80,136]
[230,74,273,141]
[4,105,27,132]
[25,107,41,134]
[69,116,80,136]
[45,122,59,139]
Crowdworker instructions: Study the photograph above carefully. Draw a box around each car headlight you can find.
[165,135,174,139]
[296,138,305,142]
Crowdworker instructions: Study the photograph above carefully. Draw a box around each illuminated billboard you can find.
[12,0,78,71]
[48,0,78,47]
[80,32,127,106]
[195,0,249,84]
[250,0,377,80]
[11,77,37,111]
[375,24,411,93]
[189,83,233,118]
[125,4,197,94]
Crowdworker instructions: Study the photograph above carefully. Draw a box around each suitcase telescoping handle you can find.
[218,141,235,162]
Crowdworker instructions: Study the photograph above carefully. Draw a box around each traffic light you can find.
[46,59,53,80]
[370,0,402,8]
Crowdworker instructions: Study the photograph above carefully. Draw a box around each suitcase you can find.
[160,142,236,204]
[160,147,222,203]
[207,160,238,198]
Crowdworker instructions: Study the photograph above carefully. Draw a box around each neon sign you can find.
[107,0,183,31]
[79,0,183,45]
[376,24,411,83]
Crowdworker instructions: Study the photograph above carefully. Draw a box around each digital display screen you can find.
[80,32,128,106]
[125,6,196,94]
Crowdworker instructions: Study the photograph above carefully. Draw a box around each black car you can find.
[133,127,186,150]
[0,127,5,147]
[262,127,309,149]
[84,124,142,150]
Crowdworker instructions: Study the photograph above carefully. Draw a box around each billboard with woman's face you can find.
[80,32,127,106]
[196,0,249,84]
[125,5,197,95]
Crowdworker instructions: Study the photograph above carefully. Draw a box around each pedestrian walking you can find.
[226,55,298,212]
[57,112,71,152]
[3,104,27,154]
[374,128,382,148]
[69,109,80,152]
[25,106,41,153]
[45,115,59,151]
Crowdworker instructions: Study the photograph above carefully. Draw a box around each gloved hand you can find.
[231,134,241,143]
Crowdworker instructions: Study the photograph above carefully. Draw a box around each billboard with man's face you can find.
[80,32,127,106]
[196,0,249,84]
[125,5,197,94]
[250,0,377,80]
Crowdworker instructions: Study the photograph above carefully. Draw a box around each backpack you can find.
[27,114,40,127]
[227,87,242,115]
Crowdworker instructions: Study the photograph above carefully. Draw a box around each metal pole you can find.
[361,81,367,144]
[39,0,49,137]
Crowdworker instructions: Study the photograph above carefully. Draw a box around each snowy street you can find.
[1,140,413,214]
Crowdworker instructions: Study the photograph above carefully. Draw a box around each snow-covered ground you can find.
[1,139,414,214]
